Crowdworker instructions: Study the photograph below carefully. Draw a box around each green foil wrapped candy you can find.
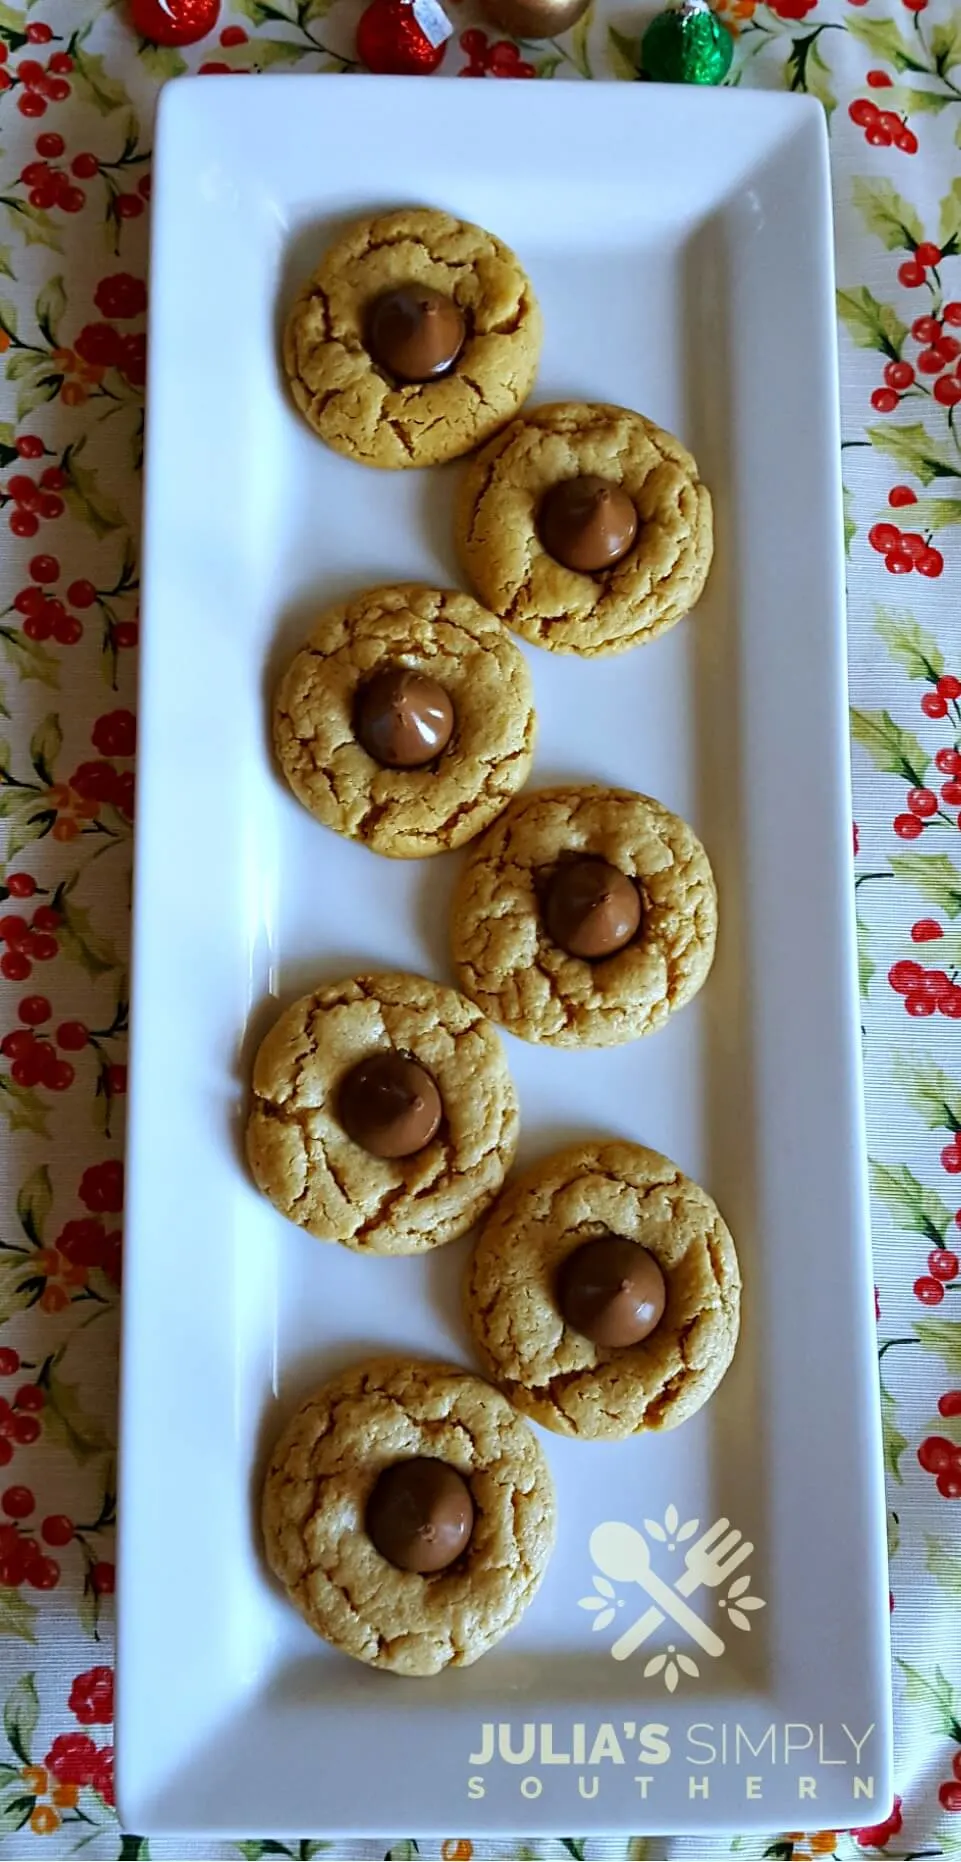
[640,0,734,84]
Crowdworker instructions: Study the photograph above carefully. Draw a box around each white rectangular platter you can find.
[118,74,892,1840]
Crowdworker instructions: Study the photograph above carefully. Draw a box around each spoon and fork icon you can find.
[589,1518,754,1663]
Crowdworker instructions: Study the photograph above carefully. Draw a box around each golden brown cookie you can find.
[283,208,542,469]
[261,1356,556,1675]
[466,1142,740,1439]
[274,584,536,859]
[451,785,717,1048]
[246,973,518,1254]
[455,401,713,656]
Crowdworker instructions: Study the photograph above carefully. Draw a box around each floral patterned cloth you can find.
[0,0,958,1857]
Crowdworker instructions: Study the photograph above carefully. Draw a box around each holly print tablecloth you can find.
[0,0,958,1857]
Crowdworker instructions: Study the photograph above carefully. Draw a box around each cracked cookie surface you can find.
[283,208,541,469]
[455,401,713,656]
[261,1355,556,1675]
[451,785,717,1048]
[466,1143,740,1440]
[246,973,518,1254]
[274,584,536,859]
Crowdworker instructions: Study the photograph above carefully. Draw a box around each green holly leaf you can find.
[916,1321,961,1377]
[566,3,594,77]
[0,299,16,340]
[302,0,336,19]
[845,13,926,72]
[28,713,60,786]
[857,914,874,998]
[607,23,637,78]
[70,38,129,114]
[925,1533,961,1592]
[843,483,856,555]
[3,1675,37,1766]
[879,1376,907,1482]
[888,1509,900,1560]
[0,1590,36,1645]
[894,497,961,534]
[384,1846,419,1861]
[931,18,961,74]
[16,1166,50,1247]
[561,1841,588,1860]
[837,286,907,357]
[0,199,62,252]
[0,627,59,690]
[939,177,961,252]
[119,1840,151,1861]
[869,1160,951,1242]
[62,440,127,540]
[0,1078,49,1140]
[44,1365,114,1464]
[850,707,929,783]
[233,0,284,21]
[0,249,13,283]
[15,371,61,423]
[895,1058,961,1131]
[57,888,122,979]
[852,177,925,249]
[533,53,563,76]
[35,274,65,347]
[898,1660,961,1740]
[889,83,952,113]
[801,38,835,118]
[0,1793,33,1836]
[890,852,961,917]
[3,807,54,865]
[135,41,188,79]
[874,608,944,680]
[865,421,961,485]
[0,1254,43,1325]
[220,36,311,68]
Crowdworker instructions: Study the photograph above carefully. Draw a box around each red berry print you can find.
[69,1666,114,1724]
[894,813,923,838]
[2,1485,34,1518]
[914,1274,945,1303]
[45,1734,98,1788]
[907,786,937,817]
[929,1249,959,1280]
[888,485,917,507]
[0,1350,19,1377]
[898,259,926,287]
[938,674,961,700]
[938,1391,961,1417]
[911,919,943,942]
[922,692,949,719]
[41,1513,74,1546]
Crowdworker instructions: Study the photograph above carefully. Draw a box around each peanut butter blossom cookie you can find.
[466,1141,741,1439]
[283,207,542,469]
[262,1356,556,1675]
[451,784,717,1047]
[455,400,713,656]
[273,584,535,859]
[246,972,518,1254]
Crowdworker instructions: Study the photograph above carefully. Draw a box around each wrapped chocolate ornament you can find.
[356,0,453,72]
[640,0,733,84]
[480,0,590,38]
[131,0,220,43]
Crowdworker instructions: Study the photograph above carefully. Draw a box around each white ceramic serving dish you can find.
[118,74,892,1839]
